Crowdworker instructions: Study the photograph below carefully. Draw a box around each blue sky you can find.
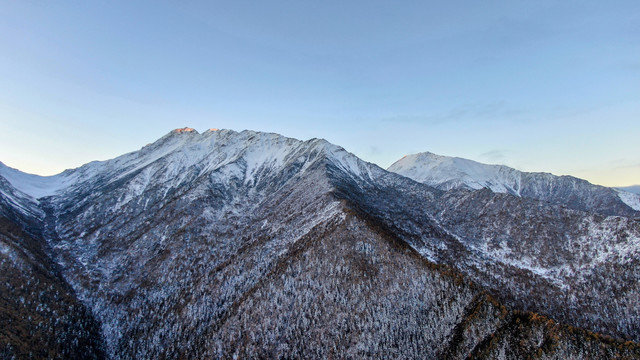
[1,1,638,186]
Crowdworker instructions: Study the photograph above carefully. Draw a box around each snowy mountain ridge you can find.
[1,128,374,204]
[388,152,523,194]
[388,151,640,215]
[1,128,640,359]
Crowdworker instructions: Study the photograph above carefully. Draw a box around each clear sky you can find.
[1,1,638,186]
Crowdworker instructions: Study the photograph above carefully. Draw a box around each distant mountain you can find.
[1,128,639,359]
[618,185,640,195]
[388,151,640,217]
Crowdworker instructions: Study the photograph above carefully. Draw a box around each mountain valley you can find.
[1,128,639,359]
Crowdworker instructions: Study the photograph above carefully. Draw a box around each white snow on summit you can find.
[388,152,523,195]
[1,128,375,204]
[388,151,640,214]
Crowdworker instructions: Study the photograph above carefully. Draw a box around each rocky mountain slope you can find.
[388,151,640,217]
[1,128,639,359]
[0,184,104,359]
[342,159,640,343]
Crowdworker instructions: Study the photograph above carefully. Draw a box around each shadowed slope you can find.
[1,128,639,358]
[0,213,104,359]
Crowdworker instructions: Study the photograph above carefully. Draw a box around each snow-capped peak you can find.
[172,127,197,133]
[388,152,522,195]
[388,151,640,216]
[0,129,375,203]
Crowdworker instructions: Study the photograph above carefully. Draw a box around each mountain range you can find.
[1,128,639,359]
[388,151,640,216]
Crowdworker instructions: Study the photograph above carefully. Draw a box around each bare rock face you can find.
[1,129,639,359]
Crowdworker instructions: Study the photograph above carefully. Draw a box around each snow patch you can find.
[0,241,26,270]
[616,189,640,211]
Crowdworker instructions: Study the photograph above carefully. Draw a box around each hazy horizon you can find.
[1,1,638,187]
[0,126,637,190]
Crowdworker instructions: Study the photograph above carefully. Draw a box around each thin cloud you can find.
[614,162,640,170]
[379,102,525,126]
[479,149,509,163]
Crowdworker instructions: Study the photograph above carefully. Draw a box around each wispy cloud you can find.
[614,162,640,170]
[379,101,526,126]
[479,149,509,163]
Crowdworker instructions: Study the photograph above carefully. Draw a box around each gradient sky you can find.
[1,1,638,186]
